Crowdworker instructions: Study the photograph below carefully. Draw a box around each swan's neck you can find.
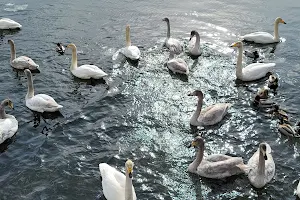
[194,32,200,49]
[9,42,16,63]
[125,172,134,200]
[126,28,131,47]
[166,21,170,38]
[70,48,78,71]
[26,73,34,99]
[169,52,175,60]
[188,145,204,173]
[258,150,265,176]
[236,47,243,79]
[274,22,279,41]
[0,105,8,119]
[191,97,203,124]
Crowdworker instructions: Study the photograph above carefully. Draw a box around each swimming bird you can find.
[188,136,244,179]
[67,43,108,80]
[252,88,275,108]
[230,41,275,81]
[8,40,40,72]
[238,143,275,188]
[99,159,136,200]
[0,18,22,29]
[278,123,300,138]
[188,30,201,57]
[120,25,141,61]
[24,69,63,113]
[270,105,288,122]
[0,99,18,144]
[188,90,231,126]
[56,43,65,55]
[167,51,189,75]
[244,50,259,59]
[162,17,183,54]
[267,74,278,91]
[241,17,286,44]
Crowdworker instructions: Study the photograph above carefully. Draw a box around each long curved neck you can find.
[70,48,78,71]
[126,27,131,47]
[189,144,204,172]
[194,32,200,49]
[166,21,170,38]
[274,22,279,41]
[9,42,16,63]
[0,104,8,119]
[125,172,134,200]
[236,46,243,79]
[26,73,34,99]
[257,150,265,176]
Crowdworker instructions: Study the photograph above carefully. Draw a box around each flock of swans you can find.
[0,15,299,199]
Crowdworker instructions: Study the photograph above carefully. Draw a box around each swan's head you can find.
[189,30,198,41]
[257,87,269,99]
[162,17,169,23]
[126,24,130,32]
[230,41,243,48]
[275,17,286,24]
[1,99,14,110]
[188,136,204,149]
[259,143,269,160]
[125,159,134,178]
[188,90,203,99]
[67,43,76,50]
[8,39,14,45]
[268,74,278,83]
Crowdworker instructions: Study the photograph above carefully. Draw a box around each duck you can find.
[24,69,63,113]
[270,105,288,122]
[67,43,108,80]
[167,51,189,75]
[0,18,22,29]
[278,123,300,138]
[252,89,275,108]
[8,39,40,72]
[230,41,275,81]
[188,90,231,126]
[162,18,183,54]
[0,99,18,144]
[188,136,244,179]
[99,159,136,200]
[56,43,65,55]
[188,30,201,57]
[120,25,140,61]
[244,50,259,59]
[241,17,286,44]
[267,74,278,91]
[237,143,275,188]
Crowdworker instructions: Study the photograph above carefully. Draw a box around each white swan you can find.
[8,40,40,72]
[99,159,136,200]
[238,143,275,188]
[0,99,18,144]
[0,18,22,29]
[188,30,201,57]
[24,69,63,113]
[230,41,275,81]
[188,136,244,179]
[67,43,108,80]
[296,180,300,198]
[162,18,183,54]
[167,51,189,75]
[120,25,140,61]
[241,17,286,44]
[188,90,231,126]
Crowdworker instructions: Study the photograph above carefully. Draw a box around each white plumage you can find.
[0,18,22,29]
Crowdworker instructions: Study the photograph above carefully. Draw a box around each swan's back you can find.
[99,163,136,200]
[26,94,63,113]
[167,58,189,75]
[166,38,182,54]
[242,63,275,81]
[11,56,39,70]
[241,32,276,44]
[0,116,18,144]
[0,18,22,29]
[72,65,107,79]
[199,103,231,125]
[123,46,140,60]
[197,154,244,179]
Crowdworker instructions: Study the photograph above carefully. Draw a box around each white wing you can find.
[167,58,189,74]
[241,32,276,44]
[122,46,140,60]
[72,65,107,79]
[242,63,275,81]
[166,38,182,54]
[11,56,39,70]
[26,94,63,113]
[199,103,231,125]
[0,116,18,144]
[99,163,136,200]
[0,18,22,29]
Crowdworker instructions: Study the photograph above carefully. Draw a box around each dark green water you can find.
[0,0,300,199]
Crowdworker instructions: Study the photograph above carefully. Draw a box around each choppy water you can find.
[1,0,300,199]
